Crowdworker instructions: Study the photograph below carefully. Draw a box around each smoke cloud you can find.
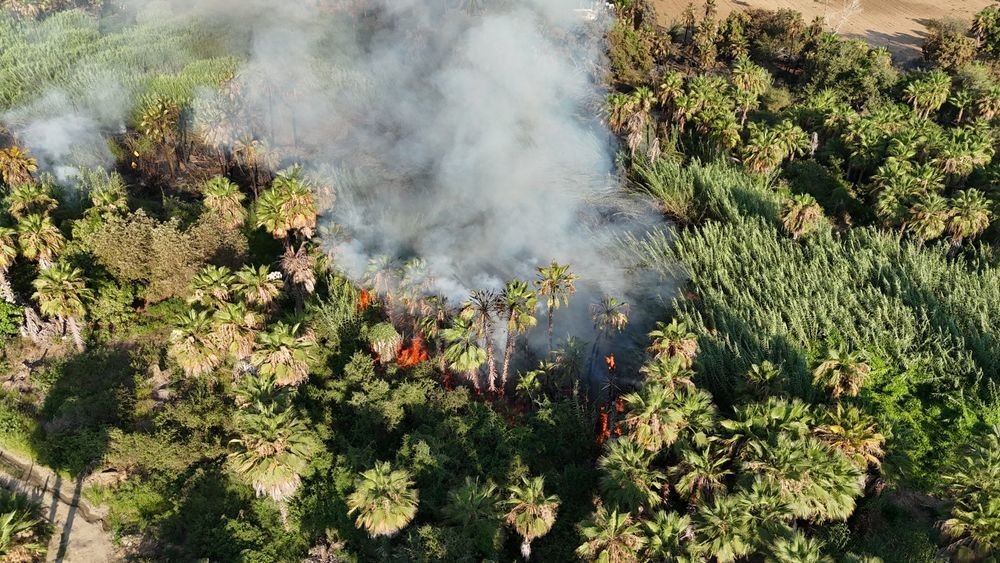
[5,0,668,352]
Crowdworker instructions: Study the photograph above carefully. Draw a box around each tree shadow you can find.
[153,463,268,561]
[30,346,137,477]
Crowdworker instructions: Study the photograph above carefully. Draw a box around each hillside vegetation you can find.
[0,1,997,562]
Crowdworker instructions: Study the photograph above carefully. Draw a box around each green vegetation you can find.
[0,0,997,561]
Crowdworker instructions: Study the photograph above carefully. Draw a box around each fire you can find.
[596,407,611,445]
[605,354,616,372]
[357,288,372,310]
[397,337,428,368]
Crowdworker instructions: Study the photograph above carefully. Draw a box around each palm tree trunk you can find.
[278,501,289,530]
[66,316,85,352]
[0,271,15,303]
[501,318,516,393]
[485,338,497,393]
[21,307,42,343]
[468,369,481,394]
[521,539,532,560]
[546,306,554,352]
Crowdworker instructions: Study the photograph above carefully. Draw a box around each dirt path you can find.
[651,0,994,64]
[0,449,114,563]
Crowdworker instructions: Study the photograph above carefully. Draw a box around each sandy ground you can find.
[0,449,113,563]
[651,0,994,63]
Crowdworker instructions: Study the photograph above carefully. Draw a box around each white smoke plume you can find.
[7,0,668,352]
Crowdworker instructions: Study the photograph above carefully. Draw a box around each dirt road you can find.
[0,449,114,563]
[651,0,994,63]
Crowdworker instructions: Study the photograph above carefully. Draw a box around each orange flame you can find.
[605,354,616,372]
[397,337,429,368]
[357,289,372,310]
[614,396,625,414]
[596,407,611,445]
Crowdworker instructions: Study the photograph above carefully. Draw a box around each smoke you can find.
[3,89,120,182]
[5,0,669,353]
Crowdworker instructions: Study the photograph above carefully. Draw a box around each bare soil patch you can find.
[651,0,994,64]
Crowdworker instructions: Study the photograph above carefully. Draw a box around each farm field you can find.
[652,0,994,62]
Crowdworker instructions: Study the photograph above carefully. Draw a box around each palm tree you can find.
[0,146,37,187]
[742,123,785,174]
[202,176,247,229]
[657,71,685,115]
[591,296,629,376]
[620,385,684,452]
[504,476,560,560]
[87,172,128,216]
[32,262,91,351]
[782,194,824,240]
[462,290,501,392]
[365,322,402,362]
[229,406,316,526]
[280,245,318,313]
[694,494,753,563]
[346,462,419,538]
[234,372,289,411]
[444,477,500,528]
[188,265,235,308]
[535,262,578,351]
[499,280,537,392]
[976,86,1000,121]
[774,120,810,161]
[444,477,503,553]
[252,322,316,387]
[813,348,871,398]
[5,183,57,220]
[254,167,317,248]
[443,315,487,393]
[904,71,951,119]
[731,55,771,126]
[211,301,260,363]
[940,427,1000,559]
[766,531,833,563]
[169,310,222,377]
[608,87,655,156]
[592,297,629,335]
[950,89,974,124]
[576,507,646,563]
[232,264,284,309]
[234,136,278,196]
[671,445,731,505]
[364,255,400,327]
[644,510,693,561]
[815,404,886,471]
[399,257,431,328]
[0,507,42,558]
[908,193,951,241]
[947,189,993,250]
[17,213,64,269]
[598,436,667,512]
[647,320,698,368]
[639,358,695,391]
[0,227,18,303]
